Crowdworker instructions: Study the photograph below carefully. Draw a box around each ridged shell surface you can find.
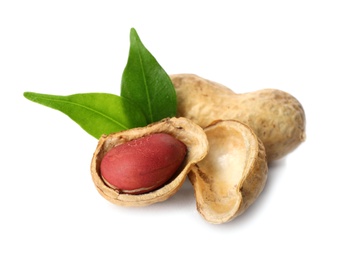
[171,74,306,161]
[189,120,268,224]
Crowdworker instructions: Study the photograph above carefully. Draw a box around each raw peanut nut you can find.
[91,117,209,207]
[171,74,306,162]
[189,120,268,224]
[100,133,187,195]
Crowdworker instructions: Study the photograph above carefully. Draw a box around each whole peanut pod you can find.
[171,74,306,162]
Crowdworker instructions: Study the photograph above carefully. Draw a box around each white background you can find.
[1,0,357,259]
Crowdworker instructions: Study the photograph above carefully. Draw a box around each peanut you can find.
[91,117,208,207]
[100,133,187,194]
[171,74,306,161]
[189,120,268,224]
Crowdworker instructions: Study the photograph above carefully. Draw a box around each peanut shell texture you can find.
[91,117,209,207]
[189,120,268,224]
[171,74,306,162]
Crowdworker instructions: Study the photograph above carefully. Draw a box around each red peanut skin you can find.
[100,133,187,194]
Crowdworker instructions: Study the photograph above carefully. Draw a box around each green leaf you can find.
[121,28,177,123]
[23,92,147,139]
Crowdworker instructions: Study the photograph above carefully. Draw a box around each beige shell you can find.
[171,74,306,162]
[189,120,268,224]
[91,117,209,207]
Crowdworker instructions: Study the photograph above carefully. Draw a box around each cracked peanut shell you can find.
[189,120,268,224]
[91,117,209,207]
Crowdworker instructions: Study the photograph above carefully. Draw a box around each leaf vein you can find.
[137,47,153,122]
[37,96,129,130]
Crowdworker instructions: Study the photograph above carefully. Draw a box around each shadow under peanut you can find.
[107,159,287,226]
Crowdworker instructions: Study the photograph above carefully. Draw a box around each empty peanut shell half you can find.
[189,120,268,224]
